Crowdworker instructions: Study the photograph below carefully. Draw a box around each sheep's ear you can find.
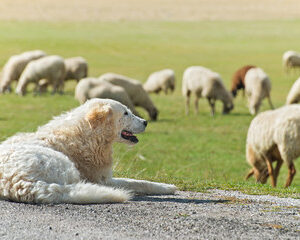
[85,104,113,129]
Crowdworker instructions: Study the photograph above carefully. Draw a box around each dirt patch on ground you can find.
[1,0,300,22]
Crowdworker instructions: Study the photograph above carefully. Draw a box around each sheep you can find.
[0,50,46,93]
[244,67,274,115]
[286,77,300,104]
[282,50,300,73]
[99,73,159,121]
[35,57,88,93]
[15,55,65,96]
[245,104,299,187]
[182,66,234,116]
[143,69,175,94]
[231,65,255,97]
[75,77,140,116]
[64,57,88,82]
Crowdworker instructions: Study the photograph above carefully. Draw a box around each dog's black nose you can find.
[143,120,148,127]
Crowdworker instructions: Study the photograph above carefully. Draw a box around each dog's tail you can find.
[1,179,132,204]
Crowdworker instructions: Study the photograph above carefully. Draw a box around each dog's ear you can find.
[85,104,113,129]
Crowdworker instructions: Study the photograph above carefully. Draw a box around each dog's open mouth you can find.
[121,130,138,143]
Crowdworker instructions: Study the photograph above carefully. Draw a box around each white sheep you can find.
[99,73,159,120]
[246,105,299,187]
[15,55,65,96]
[182,66,234,116]
[36,57,88,93]
[282,50,300,73]
[0,50,46,93]
[75,77,140,116]
[286,77,300,104]
[143,69,175,94]
[64,57,88,81]
[244,67,274,115]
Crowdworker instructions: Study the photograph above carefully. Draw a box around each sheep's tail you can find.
[1,179,132,204]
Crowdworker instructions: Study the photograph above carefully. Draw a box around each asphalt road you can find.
[0,190,299,240]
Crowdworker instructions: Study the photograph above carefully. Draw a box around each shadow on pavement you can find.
[132,195,229,204]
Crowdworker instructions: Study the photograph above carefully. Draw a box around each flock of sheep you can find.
[1,49,300,187]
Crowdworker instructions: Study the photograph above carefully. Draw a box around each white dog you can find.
[0,99,176,204]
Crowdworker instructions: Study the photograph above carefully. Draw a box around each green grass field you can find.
[0,20,299,197]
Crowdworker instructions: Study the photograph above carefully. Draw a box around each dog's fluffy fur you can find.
[0,99,176,204]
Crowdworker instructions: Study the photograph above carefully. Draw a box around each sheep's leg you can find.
[33,84,39,96]
[185,91,191,115]
[265,157,276,187]
[273,158,283,184]
[267,94,274,109]
[194,96,199,114]
[245,168,254,180]
[7,85,12,93]
[207,98,215,116]
[51,84,57,95]
[285,162,296,187]
[58,80,65,94]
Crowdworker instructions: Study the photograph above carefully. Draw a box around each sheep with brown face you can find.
[246,105,299,188]
[231,65,255,97]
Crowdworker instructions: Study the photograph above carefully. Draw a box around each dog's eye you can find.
[124,111,128,116]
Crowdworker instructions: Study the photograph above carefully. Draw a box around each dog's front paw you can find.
[160,183,177,195]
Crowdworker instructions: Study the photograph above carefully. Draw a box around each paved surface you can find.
[0,190,299,240]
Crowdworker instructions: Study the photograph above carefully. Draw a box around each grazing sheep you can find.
[15,55,65,96]
[282,50,300,73]
[144,69,175,94]
[64,57,88,81]
[246,105,299,187]
[244,67,274,115]
[231,65,255,97]
[99,73,159,121]
[0,50,46,93]
[182,66,234,116]
[36,57,88,93]
[286,77,300,104]
[75,77,140,116]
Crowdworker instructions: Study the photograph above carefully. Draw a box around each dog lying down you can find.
[0,99,176,204]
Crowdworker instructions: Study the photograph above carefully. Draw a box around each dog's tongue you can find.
[122,130,133,136]
[121,130,138,143]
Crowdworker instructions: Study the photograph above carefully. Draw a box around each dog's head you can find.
[85,99,147,145]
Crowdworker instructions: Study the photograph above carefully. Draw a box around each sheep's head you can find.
[223,102,234,114]
[254,168,269,184]
[222,93,234,114]
[149,107,159,121]
[231,89,237,98]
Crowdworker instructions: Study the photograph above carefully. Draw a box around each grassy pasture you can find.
[0,20,299,197]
